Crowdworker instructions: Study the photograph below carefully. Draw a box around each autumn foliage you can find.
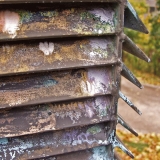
[116,130,160,160]
[124,0,160,80]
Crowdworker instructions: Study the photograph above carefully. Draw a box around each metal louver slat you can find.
[0,0,119,3]
[0,36,118,76]
[37,145,114,160]
[0,0,150,159]
[0,95,117,138]
[0,66,118,109]
[0,3,119,40]
[0,122,115,159]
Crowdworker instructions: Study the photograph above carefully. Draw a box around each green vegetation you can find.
[124,140,149,152]
[124,0,160,84]
[116,130,160,159]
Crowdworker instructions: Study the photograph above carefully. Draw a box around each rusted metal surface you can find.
[0,3,118,40]
[117,114,138,136]
[0,36,117,76]
[0,95,118,138]
[0,0,150,159]
[0,122,115,160]
[37,145,114,160]
[121,62,143,89]
[0,66,118,109]
[124,1,149,34]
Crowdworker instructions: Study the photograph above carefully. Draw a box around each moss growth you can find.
[16,10,33,23]
[87,125,102,135]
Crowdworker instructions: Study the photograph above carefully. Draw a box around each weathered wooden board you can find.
[0,122,115,160]
[37,145,114,160]
[0,3,118,40]
[0,66,118,109]
[0,95,117,138]
[0,36,117,76]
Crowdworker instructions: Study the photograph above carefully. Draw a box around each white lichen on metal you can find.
[39,42,54,55]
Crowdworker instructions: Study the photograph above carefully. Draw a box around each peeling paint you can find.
[0,138,8,145]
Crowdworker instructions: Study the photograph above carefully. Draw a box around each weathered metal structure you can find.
[0,0,149,159]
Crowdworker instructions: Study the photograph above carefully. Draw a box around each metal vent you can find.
[0,0,149,159]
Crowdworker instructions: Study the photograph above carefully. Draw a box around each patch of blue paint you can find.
[0,138,8,145]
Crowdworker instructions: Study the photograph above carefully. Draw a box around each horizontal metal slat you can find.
[37,145,114,160]
[0,3,118,40]
[0,0,119,4]
[0,122,114,160]
[0,66,117,109]
[0,36,117,76]
[0,95,117,138]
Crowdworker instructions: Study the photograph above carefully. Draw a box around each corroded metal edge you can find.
[119,91,142,115]
[0,122,115,160]
[124,0,149,34]
[122,34,150,62]
[117,114,138,136]
[121,62,143,89]
[110,132,134,159]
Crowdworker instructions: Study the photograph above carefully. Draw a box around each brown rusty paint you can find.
[0,122,115,160]
[0,37,117,76]
[0,66,117,109]
[0,95,117,138]
[37,145,114,160]
[0,3,118,40]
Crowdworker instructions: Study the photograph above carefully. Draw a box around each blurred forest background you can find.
[117,1,160,159]
[124,0,160,85]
